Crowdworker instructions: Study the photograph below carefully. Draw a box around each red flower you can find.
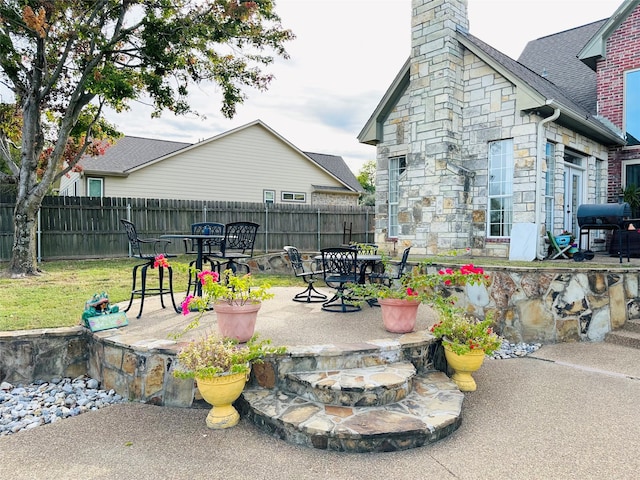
[406,287,418,296]
[460,264,484,275]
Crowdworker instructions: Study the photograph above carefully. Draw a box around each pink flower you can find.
[181,295,195,316]
[154,254,169,268]
[197,270,219,285]
[406,287,418,296]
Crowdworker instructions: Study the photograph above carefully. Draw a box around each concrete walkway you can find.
[1,341,640,479]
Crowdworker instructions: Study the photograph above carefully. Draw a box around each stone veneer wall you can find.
[1,256,639,404]
[435,264,638,343]
[374,0,610,259]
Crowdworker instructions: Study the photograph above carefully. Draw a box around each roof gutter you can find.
[535,100,561,260]
[80,170,129,178]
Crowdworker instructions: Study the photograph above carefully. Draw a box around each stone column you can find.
[408,0,470,253]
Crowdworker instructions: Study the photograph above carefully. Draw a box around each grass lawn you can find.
[0,256,296,332]
[0,251,632,332]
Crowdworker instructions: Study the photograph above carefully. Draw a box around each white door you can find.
[564,166,584,234]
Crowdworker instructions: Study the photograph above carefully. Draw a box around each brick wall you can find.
[596,5,640,199]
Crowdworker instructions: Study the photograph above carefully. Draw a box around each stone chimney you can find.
[408,0,471,253]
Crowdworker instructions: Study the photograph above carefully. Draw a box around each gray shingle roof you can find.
[517,20,606,113]
[459,30,622,143]
[304,151,363,193]
[79,136,190,173]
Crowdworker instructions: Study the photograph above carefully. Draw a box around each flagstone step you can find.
[622,319,640,334]
[238,370,463,453]
[605,328,640,349]
[277,331,435,377]
[283,362,417,407]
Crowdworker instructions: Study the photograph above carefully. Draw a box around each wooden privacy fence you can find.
[0,195,375,261]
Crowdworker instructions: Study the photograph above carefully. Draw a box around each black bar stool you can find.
[120,219,179,318]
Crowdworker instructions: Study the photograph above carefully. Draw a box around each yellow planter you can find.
[195,371,249,429]
[443,344,485,392]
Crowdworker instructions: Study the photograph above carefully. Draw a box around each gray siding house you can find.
[359,0,638,260]
[60,120,362,206]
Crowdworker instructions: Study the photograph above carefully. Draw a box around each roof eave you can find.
[521,103,626,146]
[358,58,411,146]
[312,186,361,196]
[80,170,129,178]
[578,0,640,68]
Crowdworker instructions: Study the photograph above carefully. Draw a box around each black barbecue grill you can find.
[577,202,632,263]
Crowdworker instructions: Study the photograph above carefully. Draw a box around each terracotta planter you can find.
[195,371,249,429]
[377,298,420,333]
[213,302,261,342]
[443,343,485,392]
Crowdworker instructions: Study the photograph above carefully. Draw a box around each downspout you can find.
[535,100,561,260]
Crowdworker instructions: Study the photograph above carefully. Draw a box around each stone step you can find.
[278,331,434,377]
[238,370,463,453]
[283,362,416,407]
[605,328,640,349]
[622,319,640,334]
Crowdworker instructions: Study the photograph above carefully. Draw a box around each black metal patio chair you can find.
[369,247,412,287]
[367,247,411,307]
[320,247,361,313]
[283,245,327,303]
[212,221,259,273]
[120,219,178,318]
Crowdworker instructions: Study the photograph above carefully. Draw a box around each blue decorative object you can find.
[555,235,571,246]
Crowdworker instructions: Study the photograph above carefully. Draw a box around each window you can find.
[87,177,103,197]
[487,140,513,237]
[595,159,605,204]
[625,69,640,145]
[544,142,556,233]
[282,191,305,202]
[563,150,585,233]
[264,190,275,204]
[623,160,640,189]
[388,155,407,238]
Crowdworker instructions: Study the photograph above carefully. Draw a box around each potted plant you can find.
[348,262,491,334]
[173,334,285,429]
[181,269,274,342]
[622,183,640,217]
[429,302,502,392]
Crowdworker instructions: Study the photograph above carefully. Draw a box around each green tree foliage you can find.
[0,0,294,276]
[357,159,376,206]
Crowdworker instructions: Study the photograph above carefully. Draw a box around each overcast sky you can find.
[104,0,623,175]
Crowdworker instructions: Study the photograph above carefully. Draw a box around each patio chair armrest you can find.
[137,237,172,255]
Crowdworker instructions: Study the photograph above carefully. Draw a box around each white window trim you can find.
[622,159,640,187]
[487,139,514,238]
[388,155,407,239]
[624,68,640,145]
[264,189,275,204]
[544,142,556,233]
[281,191,306,202]
[87,177,104,197]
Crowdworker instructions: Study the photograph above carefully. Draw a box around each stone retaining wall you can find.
[2,258,639,399]
[0,327,88,385]
[444,265,640,343]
